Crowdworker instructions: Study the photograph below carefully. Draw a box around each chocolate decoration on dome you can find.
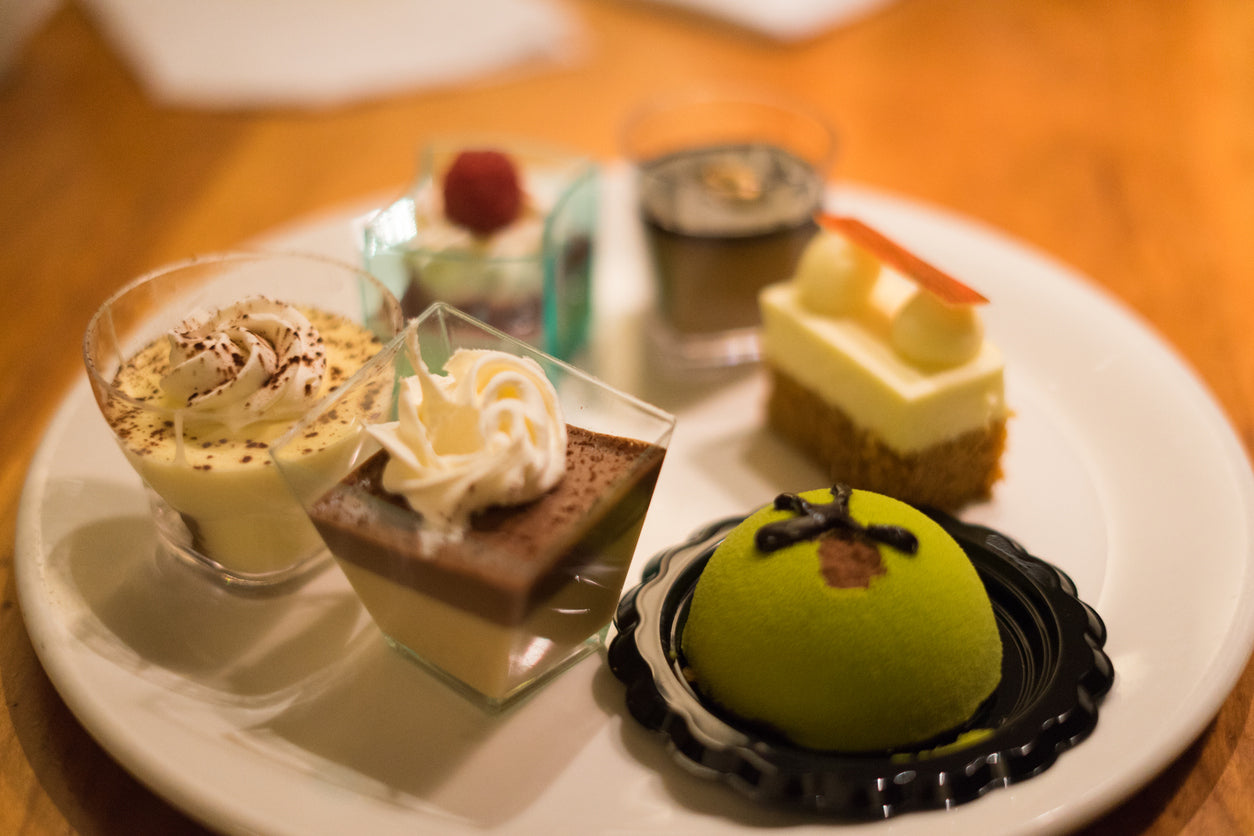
[754,484,919,555]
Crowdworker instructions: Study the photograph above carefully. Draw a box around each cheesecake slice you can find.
[760,216,1007,509]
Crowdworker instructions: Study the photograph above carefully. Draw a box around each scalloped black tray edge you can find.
[608,509,1115,820]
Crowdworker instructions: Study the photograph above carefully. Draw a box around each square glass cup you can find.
[271,303,676,711]
[362,137,599,362]
[622,88,836,369]
[82,251,403,588]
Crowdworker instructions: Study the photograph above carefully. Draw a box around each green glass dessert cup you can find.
[362,137,599,362]
[82,251,403,588]
[271,303,676,711]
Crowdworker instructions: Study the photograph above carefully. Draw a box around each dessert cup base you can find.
[647,314,762,370]
[382,625,610,714]
[147,487,332,592]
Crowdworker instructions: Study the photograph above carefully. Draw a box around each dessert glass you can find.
[622,88,836,369]
[83,251,403,588]
[362,138,599,362]
[271,303,676,711]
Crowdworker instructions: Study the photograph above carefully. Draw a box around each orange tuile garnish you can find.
[817,214,988,306]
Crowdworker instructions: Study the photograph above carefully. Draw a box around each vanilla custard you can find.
[106,298,384,576]
[307,346,668,706]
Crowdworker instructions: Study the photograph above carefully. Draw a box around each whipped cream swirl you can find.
[160,296,326,431]
[368,348,567,533]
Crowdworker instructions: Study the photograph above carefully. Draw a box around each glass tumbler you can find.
[622,88,836,369]
[83,251,402,588]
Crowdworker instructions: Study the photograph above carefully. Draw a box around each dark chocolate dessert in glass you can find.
[623,90,835,369]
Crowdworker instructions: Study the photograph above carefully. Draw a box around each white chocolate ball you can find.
[794,232,880,316]
[891,290,984,367]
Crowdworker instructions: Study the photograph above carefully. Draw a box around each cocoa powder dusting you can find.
[818,534,886,589]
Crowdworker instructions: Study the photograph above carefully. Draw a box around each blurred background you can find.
[3,1,1254,833]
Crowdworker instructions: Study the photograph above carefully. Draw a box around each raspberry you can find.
[441,150,523,236]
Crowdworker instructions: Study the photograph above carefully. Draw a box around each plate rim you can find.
[15,178,1254,836]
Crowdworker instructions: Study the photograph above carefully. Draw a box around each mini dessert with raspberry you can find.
[363,142,598,359]
[759,215,1008,509]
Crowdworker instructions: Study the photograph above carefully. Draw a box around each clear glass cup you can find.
[271,302,676,711]
[83,252,403,588]
[622,88,836,369]
[362,137,599,362]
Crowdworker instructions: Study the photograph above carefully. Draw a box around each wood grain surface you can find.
[3,1,1253,832]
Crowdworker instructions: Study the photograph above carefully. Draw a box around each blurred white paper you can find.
[0,0,60,76]
[634,0,895,41]
[78,0,577,109]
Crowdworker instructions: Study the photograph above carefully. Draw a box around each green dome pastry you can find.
[681,486,1003,752]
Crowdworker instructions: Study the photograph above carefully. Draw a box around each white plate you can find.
[17,177,1254,836]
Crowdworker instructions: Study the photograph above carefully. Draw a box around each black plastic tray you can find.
[608,509,1115,819]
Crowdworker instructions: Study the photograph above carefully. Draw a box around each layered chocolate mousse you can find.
[311,427,664,701]
[300,344,670,707]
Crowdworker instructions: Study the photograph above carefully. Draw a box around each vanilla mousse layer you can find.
[760,281,1006,453]
[309,427,666,704]
[107,307,384,576]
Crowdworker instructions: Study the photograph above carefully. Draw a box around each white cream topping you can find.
[790,228,985,368]
[891,290,984,367]
[794,231,880,316]
[367,348,567,533]
[762,227,1004,452]
[413,185,544,258]
[160,296,326,431]
[761,282,1005,452]
[405,187,545,303]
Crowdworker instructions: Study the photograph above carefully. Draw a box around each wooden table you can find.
[3,2,1252,832]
